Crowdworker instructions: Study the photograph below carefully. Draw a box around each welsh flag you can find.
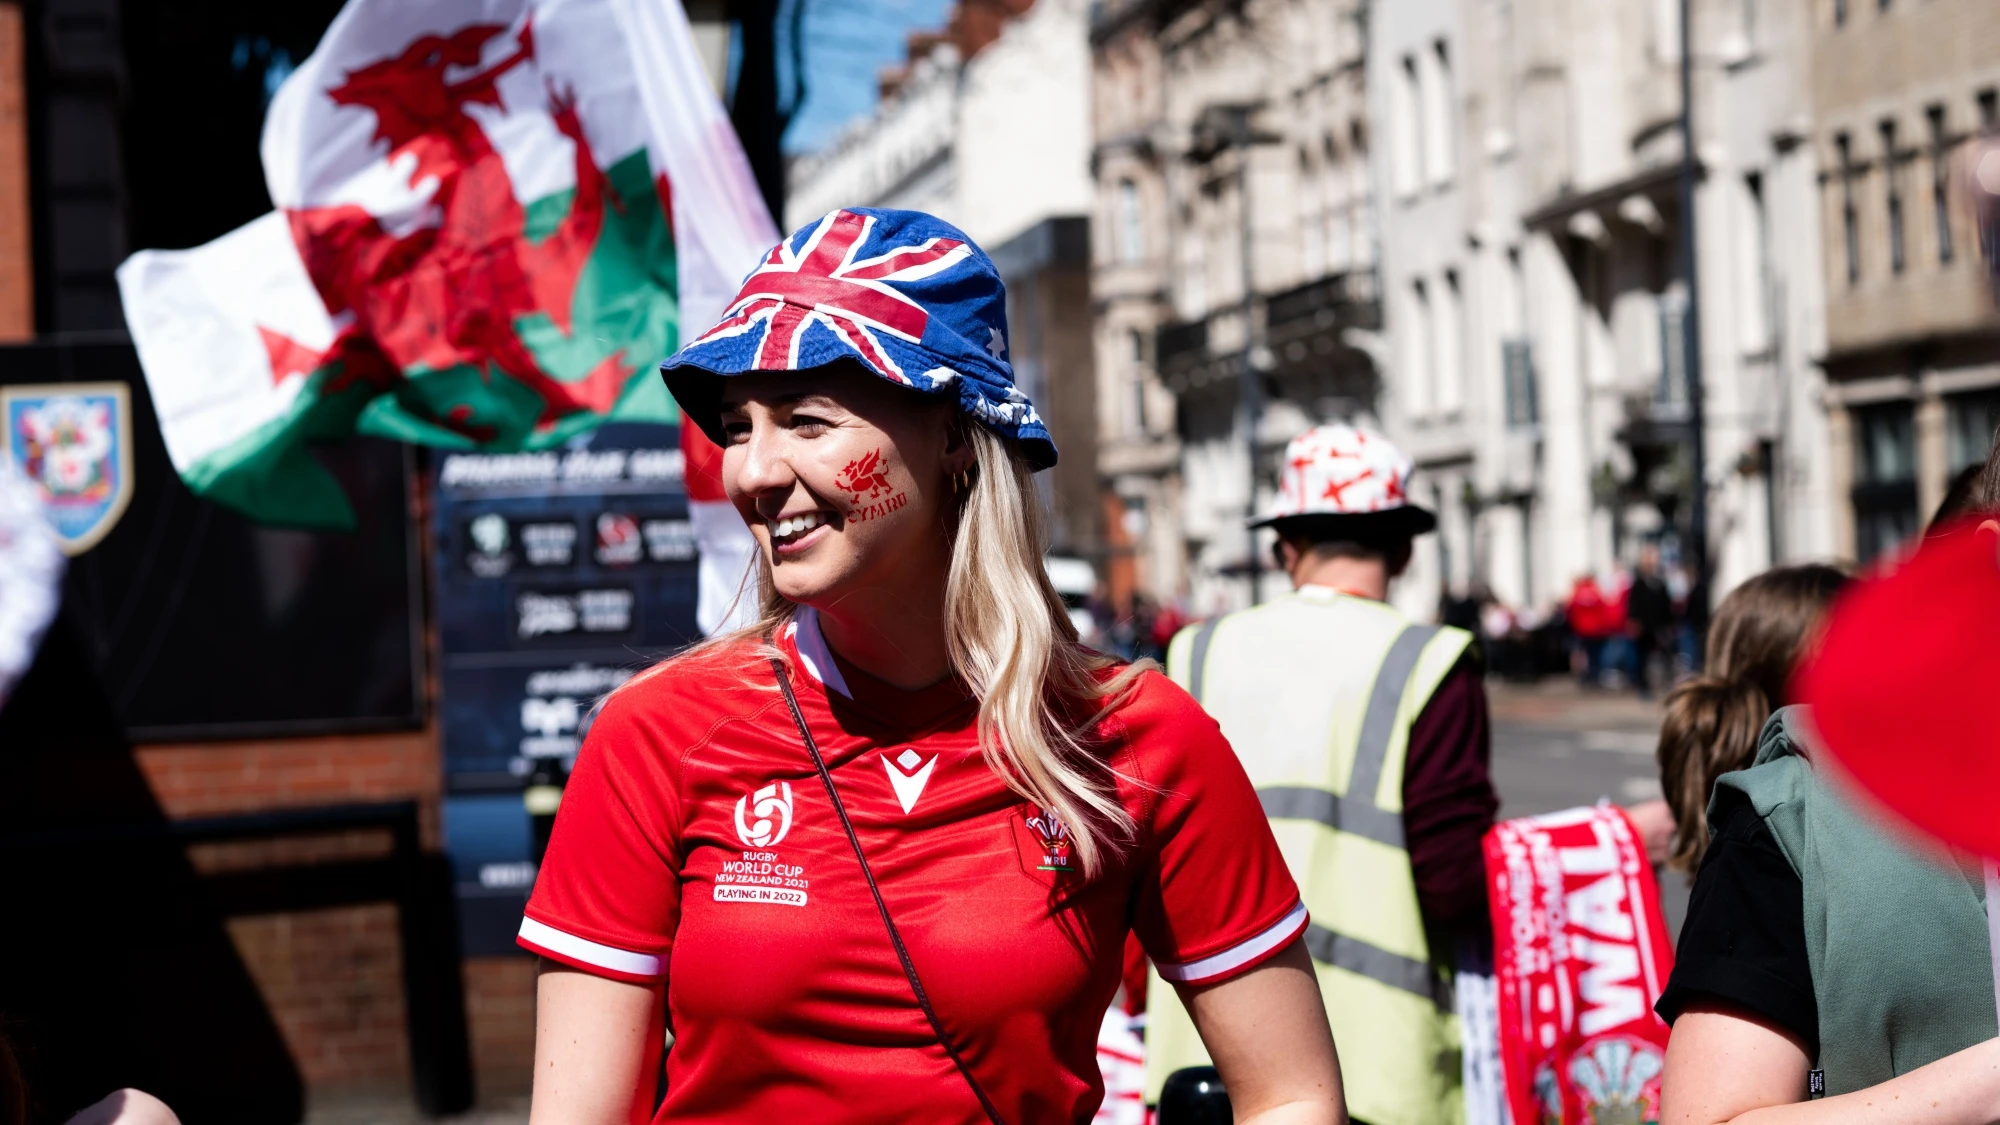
[117,0,776,535]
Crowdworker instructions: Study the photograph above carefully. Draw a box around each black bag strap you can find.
[769,659,1007,1125]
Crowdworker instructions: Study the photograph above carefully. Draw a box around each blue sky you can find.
[777,0,955,155]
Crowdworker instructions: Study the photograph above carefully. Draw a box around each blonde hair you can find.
[661,423,1147,878]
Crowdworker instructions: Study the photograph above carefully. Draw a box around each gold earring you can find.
[953,469,969,492]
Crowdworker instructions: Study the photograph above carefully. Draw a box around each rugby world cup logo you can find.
[734,781,795,848]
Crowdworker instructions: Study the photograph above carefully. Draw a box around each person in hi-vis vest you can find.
[1150,424,1499,1125]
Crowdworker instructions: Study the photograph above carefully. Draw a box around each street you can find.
[1488,678,1691,934]
[1489,679,1664,817]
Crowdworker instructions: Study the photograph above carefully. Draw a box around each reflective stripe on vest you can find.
[1187,615,1220,704]
[1302,924,1438,1001]
[1201,623,1437,858]
[1275,623,1439,998]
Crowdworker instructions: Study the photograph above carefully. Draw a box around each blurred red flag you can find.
[680,421,756,634]
[1795,521,2000,858]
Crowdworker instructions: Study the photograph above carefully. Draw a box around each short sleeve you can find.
[518,685,684,984]
[1121,673,1308,986]
[1653,788,1818,1055]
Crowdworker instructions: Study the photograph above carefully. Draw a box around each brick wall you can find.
[134,729,538,1102]
[465,959,539,1101]
[0,2,30,339]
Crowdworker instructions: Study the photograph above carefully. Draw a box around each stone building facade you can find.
[1091,0,1949,621]
[1810,0,2000,563]
[1370,0,1844,617]
[1089,0,1382,615]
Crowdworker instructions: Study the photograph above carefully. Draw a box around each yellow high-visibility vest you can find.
[1150,587,1472,1125]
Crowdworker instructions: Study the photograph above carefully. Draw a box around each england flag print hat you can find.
[661,207,1057,470]
[1253,422,1436,538]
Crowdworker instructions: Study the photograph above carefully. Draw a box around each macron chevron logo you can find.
[881,748,938,814]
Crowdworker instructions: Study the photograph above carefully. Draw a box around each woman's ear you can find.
[940,416,978,479]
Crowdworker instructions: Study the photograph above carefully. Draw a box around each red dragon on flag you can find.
[285,20,633,430]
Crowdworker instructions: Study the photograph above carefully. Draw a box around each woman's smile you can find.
[767,508,836,555]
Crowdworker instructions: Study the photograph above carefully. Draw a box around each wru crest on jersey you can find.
[718,781,810,907]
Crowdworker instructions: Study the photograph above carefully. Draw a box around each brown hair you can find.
[1979,427,2000,514]
[1657,564,1849,871]
[1931,423,2000,529]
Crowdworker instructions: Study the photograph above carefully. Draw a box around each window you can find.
[1502,340,1539,428]
[1657,290,1690,414]
[1851,402,1919,564]
[1127,329,1149,436]
[1349,121,1374,267]
[1502,246,1527,336]
[1928,105,1953,264]
[1422,40,1456,187]
[1116,179,1144,264]
[1741,173,1774,351]
[1393,55,1423,197]
[1837,133,1859,285]
[1177,200,1206,317]
[1437,269,1465,413]
[1947,390,2000,471]
[1322,135,1349,271]
[1881,120,1904,274]
[1298,147,1325,279]
[1405,279,1433,417]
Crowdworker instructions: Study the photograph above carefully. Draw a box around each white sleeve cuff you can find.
[518,917,665,978]
[1155,902,1308,984]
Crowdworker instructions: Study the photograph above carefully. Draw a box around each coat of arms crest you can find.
[1024,807,1075,873]
[2,382,134,555]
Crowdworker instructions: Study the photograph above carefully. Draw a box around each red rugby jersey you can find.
[520,608,1306,1124]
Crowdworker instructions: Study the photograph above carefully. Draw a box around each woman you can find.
[1653,557,2000,1125]
[519,209,1342,1125]
[1652,565,1848,872]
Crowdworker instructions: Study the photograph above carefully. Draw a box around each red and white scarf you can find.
[1483,805,1676,1125]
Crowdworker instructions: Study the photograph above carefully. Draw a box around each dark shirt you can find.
[1627,574,1675,637]
[1402,653,1500,928]
[1654,787,1818,1056]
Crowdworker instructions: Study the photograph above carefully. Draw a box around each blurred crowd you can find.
[1075,548,1699,698]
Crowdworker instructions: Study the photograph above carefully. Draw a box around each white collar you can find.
[1298,584,1382,603]
[784,607,852,698]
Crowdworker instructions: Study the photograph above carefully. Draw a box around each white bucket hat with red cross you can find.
[1252,423,1437,537]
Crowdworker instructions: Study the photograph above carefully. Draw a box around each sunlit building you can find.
[1089,0,1384,615]
[1372,0,1841,616]
[1810,0,2000,564]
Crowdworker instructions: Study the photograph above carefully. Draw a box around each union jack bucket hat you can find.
[1254,422,1435,538]
[661,207,1056,469]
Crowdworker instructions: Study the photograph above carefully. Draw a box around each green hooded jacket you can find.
[1710,706,1996,1096]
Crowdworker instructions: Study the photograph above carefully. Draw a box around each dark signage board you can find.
[0,341,423,740]
[432,421,701,954]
